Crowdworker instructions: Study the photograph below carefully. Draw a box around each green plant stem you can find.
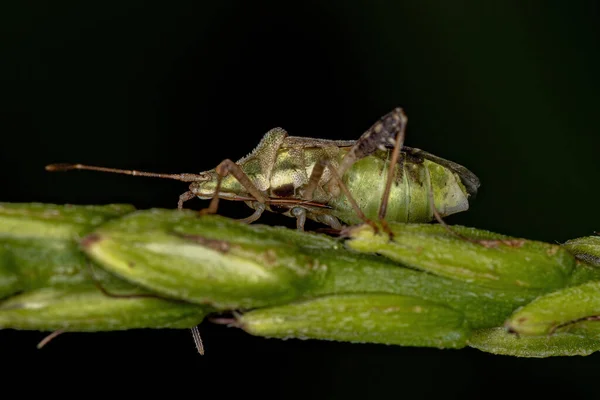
[2,202,600,357]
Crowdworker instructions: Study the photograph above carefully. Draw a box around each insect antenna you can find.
[45,163,207,182]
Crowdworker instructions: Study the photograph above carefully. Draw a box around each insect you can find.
[46,108,480,232]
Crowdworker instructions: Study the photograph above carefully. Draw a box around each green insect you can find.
[46,108,480,233]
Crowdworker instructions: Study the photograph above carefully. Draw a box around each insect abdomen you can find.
[329,152,470,225]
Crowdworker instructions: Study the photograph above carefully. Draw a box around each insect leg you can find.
[292,207,307,231]
[336,108,407,178]
[238,202,266,224]
[200,159,269,216]
[299,157,366,231]
[378,111,407,222]
[426,184,475,242]
[320,159,379,231]
[327,108,407,235]
[178,191,196,210]
[425,173,502,248]
[302,159,326,201]
[316,214,343,230]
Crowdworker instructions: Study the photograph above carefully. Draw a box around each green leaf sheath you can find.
[505,280,600,336]
[468,327,600,358]
[0,203,136,298]
[2,202,600,356]
[563,236,600,267]
[0,203,209,331]
[345,223,590,291]
[238,294,470,348]
[80,209,535,328]
[0,286,207,331]
[82,210,324,309]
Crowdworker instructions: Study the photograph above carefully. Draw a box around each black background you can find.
[1,1,600,398]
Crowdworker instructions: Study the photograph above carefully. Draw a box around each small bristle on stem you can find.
[191,326,205,356]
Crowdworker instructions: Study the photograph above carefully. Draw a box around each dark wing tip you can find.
[403,147,481,197]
